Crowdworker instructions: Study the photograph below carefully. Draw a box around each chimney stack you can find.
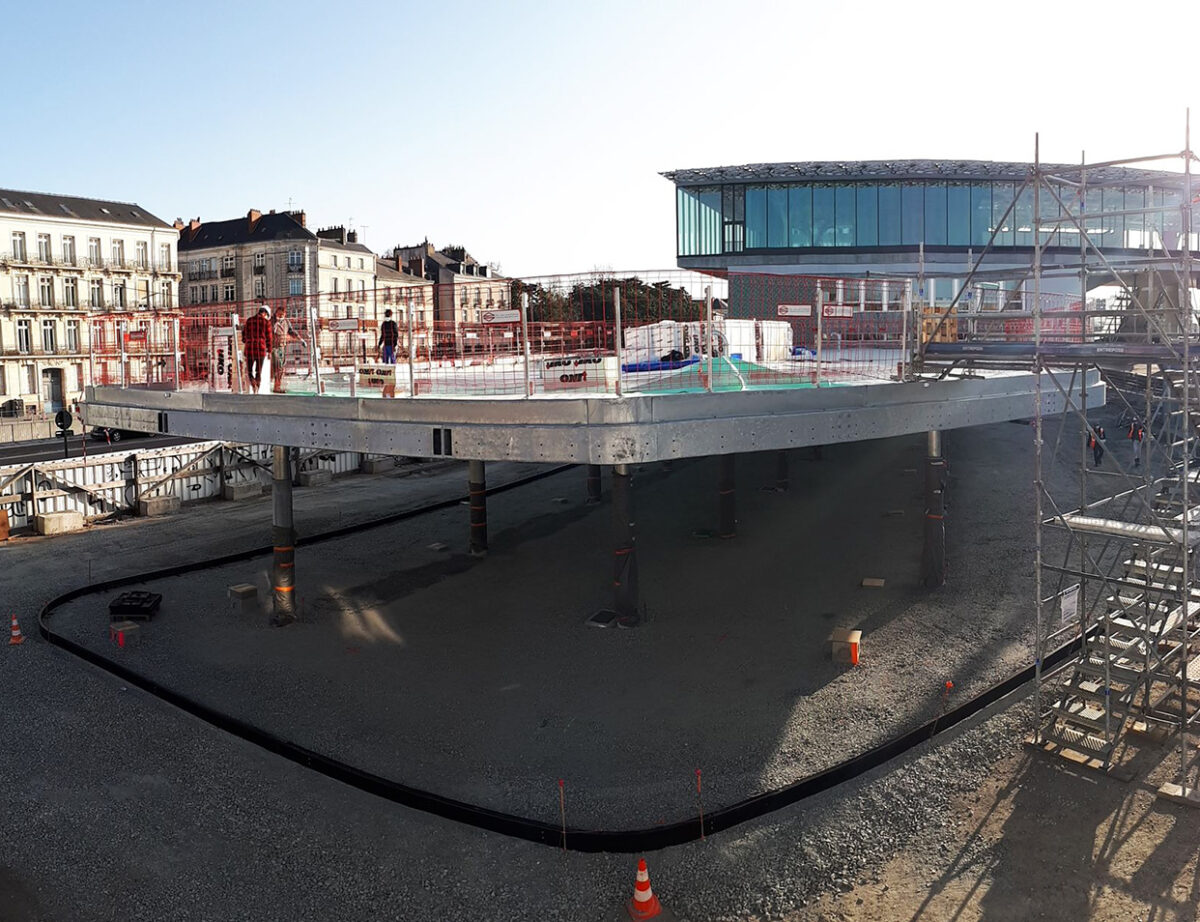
[173,218,184,231]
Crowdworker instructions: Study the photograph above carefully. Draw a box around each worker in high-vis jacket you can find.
[1129,419,1145,468]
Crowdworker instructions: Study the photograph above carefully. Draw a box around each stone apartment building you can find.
[0,189,180,413]
[390,240,509,324]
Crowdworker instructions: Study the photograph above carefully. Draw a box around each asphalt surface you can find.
[0,433,198,465]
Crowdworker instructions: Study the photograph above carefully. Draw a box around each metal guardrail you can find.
[0,440,374,532]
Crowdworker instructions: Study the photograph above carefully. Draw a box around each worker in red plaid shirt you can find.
[242,306,272,392]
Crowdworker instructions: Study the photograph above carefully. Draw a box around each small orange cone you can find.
[9,614,25,645]
[627,858,663,919]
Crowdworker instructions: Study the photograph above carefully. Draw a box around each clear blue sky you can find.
[2,0,1196,276]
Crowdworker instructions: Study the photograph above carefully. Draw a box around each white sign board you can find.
[777,304,812,318]
[822,305,854,318]
[357,363,397,397]
[481,309,521,324]
[1060,583,1079,628]
[542,355,609,391]
[208,326,238,392]
[327,319,361,332]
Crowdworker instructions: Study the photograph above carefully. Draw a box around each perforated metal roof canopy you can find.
[661,160,1184,188]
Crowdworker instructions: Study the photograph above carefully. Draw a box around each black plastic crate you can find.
[108,591,162,621]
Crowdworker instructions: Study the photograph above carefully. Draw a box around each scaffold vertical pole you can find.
[468,459,487,557]
[1033,136,1045,744]
[271,445,296,627]
[611,463,639,624]
[1179,109,1193,794]
[118,321,127,387]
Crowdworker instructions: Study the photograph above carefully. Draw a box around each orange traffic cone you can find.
[627,858,663,919]
[9,614,25,645]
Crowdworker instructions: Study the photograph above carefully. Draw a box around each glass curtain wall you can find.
[677,179,1166,256]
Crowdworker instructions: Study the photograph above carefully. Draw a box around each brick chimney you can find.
[347,230,357,244]
[189,218,200,233]
[247,209,262,233]
[287,210,307,228]
[173,218,184,231]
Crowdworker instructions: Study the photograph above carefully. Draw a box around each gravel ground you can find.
[5,410,1179,921]
[50,419,1068,828]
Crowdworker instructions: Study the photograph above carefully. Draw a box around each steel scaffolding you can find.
[918,117,1200,793]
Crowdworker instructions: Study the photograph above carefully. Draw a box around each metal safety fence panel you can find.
[0,441,370,532]
[175,270,915,399]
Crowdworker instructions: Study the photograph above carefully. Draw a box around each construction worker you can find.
[1129,418,1145,467]
[1089,424,1106,467]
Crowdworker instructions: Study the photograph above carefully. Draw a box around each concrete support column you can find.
[271,445,296,626]
[468,459,487,557]
[611,463,639,623]
[775,450,789,493]
[718,454,737,539]
[921,430,947,589]
[585,464,602,505]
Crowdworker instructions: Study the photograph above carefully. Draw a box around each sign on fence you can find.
[822,305,854,318]
[777,304,813,318]
[481,309,521,324]
[542,355,611,392]
[327,319,361,332]
[357,363,397,397]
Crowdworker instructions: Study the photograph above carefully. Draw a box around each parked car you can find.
[89,426,147,443]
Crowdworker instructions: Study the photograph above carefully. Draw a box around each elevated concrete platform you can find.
[84,371,1103,464]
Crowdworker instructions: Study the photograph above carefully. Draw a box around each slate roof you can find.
[0,188,172,228]
[178,212,315,250]
[661,159,1185,188]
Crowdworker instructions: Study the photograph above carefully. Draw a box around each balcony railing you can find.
[286,263,304,273]
[252,265,265,275]
[220,267,236,278]
[188,269,218,280]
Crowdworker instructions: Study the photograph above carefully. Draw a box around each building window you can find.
[209,284,217,302]
[42,319,57,353]
[63,277,77,307]
[66,320,79,353]
[90,279,103,308]
[111,239,125,268]
[37,234,51,262]
[73,363,84,391]
[113,282,126,308]
[189,286,198,303]
[16,320,31,353]
[25,364,36,394]
[15,275,30,306]
[288,250,303,270]
[288,277,303,296]
[160,281,172,307]
[159,243,171,271]
[11,232,26,261]
[63,236,76,266]
[223,284,236,301]
[358,280,366,302]
[223,254,235,270]
[332,277,339,295]
[135,241,149,268]
[136,279,149,306]
[0,369,6,396]
[254,278,265,298]
[253,252,265,268]
[38,277,53,307]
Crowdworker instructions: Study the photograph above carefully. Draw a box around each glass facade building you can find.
[671,164,1189,260]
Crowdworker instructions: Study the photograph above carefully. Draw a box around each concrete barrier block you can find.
[298,468,333,487]
[222,481,262,501]
[359,457,392,474]
[34,511,84,535]
[138,495,181,517]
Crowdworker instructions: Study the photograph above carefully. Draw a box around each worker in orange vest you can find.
[1129,419,1144,468]
[1089,425,1106,467]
